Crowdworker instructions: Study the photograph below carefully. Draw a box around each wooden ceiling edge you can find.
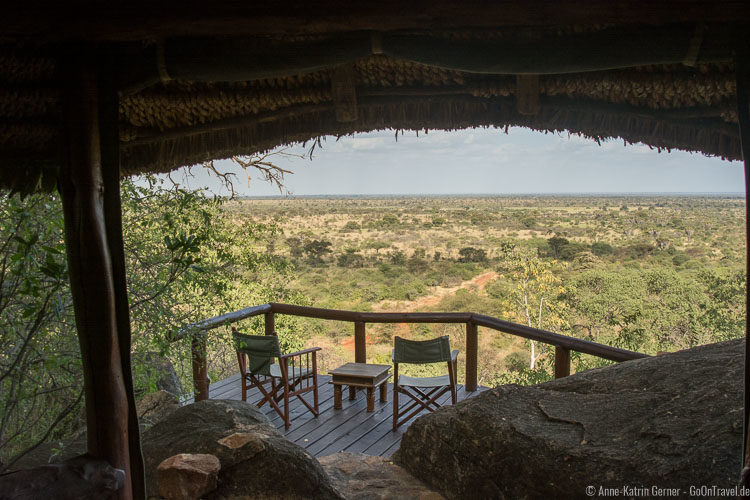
[2,1,750,41]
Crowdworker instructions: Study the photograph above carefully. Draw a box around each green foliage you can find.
[458,247,488,263]
[672,252,689,266]
[1,179,297,467]
[303,239,332,265]
[337,249,366,268]
[590,241,614,256]
[389,250,406,265]
[547,236,569,259]
[0,193,79,469]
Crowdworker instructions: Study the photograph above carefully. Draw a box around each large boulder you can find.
[141,399,342,499]
[138,352,184,397]
[137,390,180,427]
[395,339,743,499]
[319,452,443,499]
[0,453,124,500]
[157,453,220,500]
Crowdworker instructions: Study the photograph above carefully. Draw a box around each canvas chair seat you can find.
[269,363,312,380]
[397,374,451,388]
[233,329,321,430]
[392,335,458,430]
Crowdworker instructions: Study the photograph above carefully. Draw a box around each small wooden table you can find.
[330,363,391,412]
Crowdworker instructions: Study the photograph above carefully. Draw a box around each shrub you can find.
[672,252,689,266]
[458,247,488,263]
[591,241,614,256]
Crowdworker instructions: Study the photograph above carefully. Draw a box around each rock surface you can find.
[0,453,124,500]
[320,452,443,499]
[395,339,744,499]
[157,453,220,500]
[137,390,180,427]
[142,399,342,499]
[139,352,184,397]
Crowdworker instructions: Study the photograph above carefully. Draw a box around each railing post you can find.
[191,333,209,401]
[554,346,571,379]
[265,311,275,336]
[355,321,366,363]
[465,322,478,391]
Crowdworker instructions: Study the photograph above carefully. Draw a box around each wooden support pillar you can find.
[98,52,146,499]
[191,334,209,401]
[554,346,571,379]
[265,311,276,336]
[59,55,135,499]
[354,321,366,363]
[736,40,750,491]
[465,322,478,392]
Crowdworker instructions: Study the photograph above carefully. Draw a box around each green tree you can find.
[363,239,390,254]
[458,247,487,263]
[547,236,569,259]
[0,193,78,470]
[303,239,332,265]
[490,248,567,370]
[0,178,299,468]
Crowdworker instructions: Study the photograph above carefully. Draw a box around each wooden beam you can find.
[98,52,145,499]
[354,322,366,363]
[735,37,750,491]
[265,311,276,336]
[2,2,749,41]
[171,303,272,339]
[554,347,571,379]
[191,334,209,401]
[465,322,478,391]
[58,55,130,499]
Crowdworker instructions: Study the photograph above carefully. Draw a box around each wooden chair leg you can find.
[312,356,319,415]
[283,376,290,430]
[392,385,399,431]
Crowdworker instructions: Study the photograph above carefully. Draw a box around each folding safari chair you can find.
[233,329,320,429]
[392,335,458,430]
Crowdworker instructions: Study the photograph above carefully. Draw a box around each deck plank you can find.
[198,372,487,458]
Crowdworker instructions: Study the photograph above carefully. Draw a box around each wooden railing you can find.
[176,302,649,401]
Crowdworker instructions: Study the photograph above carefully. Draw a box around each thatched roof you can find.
[0,2,748,191]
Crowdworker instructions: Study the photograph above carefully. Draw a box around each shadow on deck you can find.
[196,373,488,458]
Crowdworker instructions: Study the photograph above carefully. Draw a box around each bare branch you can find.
[1,388,84,472]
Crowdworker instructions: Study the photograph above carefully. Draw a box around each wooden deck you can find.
[201,373,488,458]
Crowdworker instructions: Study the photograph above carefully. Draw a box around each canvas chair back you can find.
[233,332,282,376]
[393,335,452,364]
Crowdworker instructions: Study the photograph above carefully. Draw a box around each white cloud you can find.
[345,136,387,150]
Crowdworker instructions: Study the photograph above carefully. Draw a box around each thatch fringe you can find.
[0,43,742,191]
[119,95,742,178]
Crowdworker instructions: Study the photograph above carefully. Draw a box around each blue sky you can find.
[172,127,744,196]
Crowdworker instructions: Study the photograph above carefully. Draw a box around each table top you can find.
[329,362,391,379]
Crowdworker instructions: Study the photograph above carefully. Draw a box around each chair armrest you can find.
[450,349,459,361]
[279,346,322,359]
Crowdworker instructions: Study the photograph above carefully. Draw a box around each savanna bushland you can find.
[228,194,745,386]
[1,187,745,469]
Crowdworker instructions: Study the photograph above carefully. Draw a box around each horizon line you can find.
[236,191,745,199]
